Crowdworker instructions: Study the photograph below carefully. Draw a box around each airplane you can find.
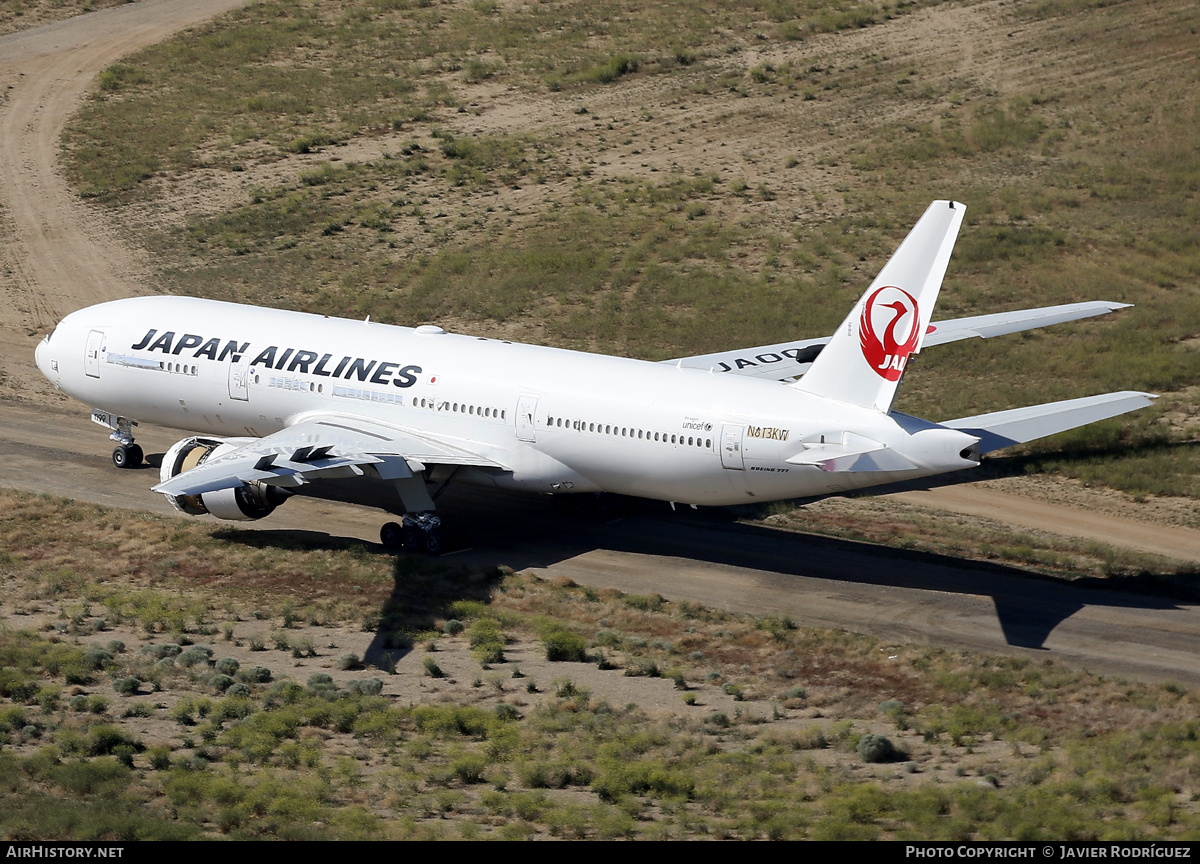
[33,200,1155,552]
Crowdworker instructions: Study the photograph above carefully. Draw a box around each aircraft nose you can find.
[34,330,57,384]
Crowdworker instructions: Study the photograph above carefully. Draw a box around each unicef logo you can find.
[859,286,920,381]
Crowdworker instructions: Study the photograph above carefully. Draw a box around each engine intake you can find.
[159,437,290,521]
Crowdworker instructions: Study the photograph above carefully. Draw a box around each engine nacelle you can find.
[159,436,290,521]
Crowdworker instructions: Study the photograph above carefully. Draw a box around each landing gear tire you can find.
[112,443,143,469]
[391,513,462,555]
[401,525,424,553]
[424,528,446,556]
[380,521,403,550]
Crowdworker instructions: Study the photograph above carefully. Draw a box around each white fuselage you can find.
[35,296,979,507]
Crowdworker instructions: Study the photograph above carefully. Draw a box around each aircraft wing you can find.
[663,301,1130,382]
[922,301,1130,347]
[152,414,506,499]
[663,338,827,382]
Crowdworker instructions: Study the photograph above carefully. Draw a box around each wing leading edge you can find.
[153,414,506,512]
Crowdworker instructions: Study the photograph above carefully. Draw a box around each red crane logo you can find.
[859,286,920,381]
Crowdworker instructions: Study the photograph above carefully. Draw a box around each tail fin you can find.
[792,200,965,412]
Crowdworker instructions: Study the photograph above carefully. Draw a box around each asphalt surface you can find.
[2,400,1199,687]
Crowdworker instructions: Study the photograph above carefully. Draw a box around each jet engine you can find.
[159,437,291,521]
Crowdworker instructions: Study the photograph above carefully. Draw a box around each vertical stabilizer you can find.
[793,200,965,412]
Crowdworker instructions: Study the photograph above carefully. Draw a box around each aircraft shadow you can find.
[866,437,1200,493]
[219,485,1197,655]
[455,494,1192,651]
[213,525,502,670]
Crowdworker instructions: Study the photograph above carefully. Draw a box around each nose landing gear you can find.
[112,443,144,469]
[92,411,142,469]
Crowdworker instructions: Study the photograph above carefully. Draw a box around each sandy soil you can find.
[0,0,1196,686]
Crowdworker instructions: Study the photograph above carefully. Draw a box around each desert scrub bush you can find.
[87,724,142,758]
[112,676,141,696]
[422,657,445,678]
[37,688,61,714]
[443,619,464,635]
[336,653,360,671]
[237,665,272,684]
[147,745,172,771]
[518,760,593,790]
[208,674,236,694]
[211,696,255,725]
[578,53,640,86]
[264,680,306,706]
[623,593,665,613]
[82,647,113,671]
[118,700,151,720]
[468,619,505,664]
[880,699,909,730]
[856,733,900,764]
[0,700,33,728]
[177,646,212,668]
[592,758,694,803]
[140,643,181,660]
[541,627,589,662]
[624,658,661,678]
[410,704,509,739]
[347,677,383,696]
[46,756,133,797]
[781,685,807,706]
[450,753,490,784]
[291,636,317,658]
[214,657,239,676]
[170,697,212,726]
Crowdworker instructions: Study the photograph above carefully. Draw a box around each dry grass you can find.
[3,488,1200,838]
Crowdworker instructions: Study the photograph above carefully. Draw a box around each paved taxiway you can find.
[2,401,1199,687]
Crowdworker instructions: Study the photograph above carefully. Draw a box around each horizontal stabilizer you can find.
[941,391,1157,454]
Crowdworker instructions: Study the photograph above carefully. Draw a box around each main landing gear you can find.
[380,513,464,555]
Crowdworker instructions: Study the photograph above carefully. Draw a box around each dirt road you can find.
[0,1,1197,686]
[0,0,250,396]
